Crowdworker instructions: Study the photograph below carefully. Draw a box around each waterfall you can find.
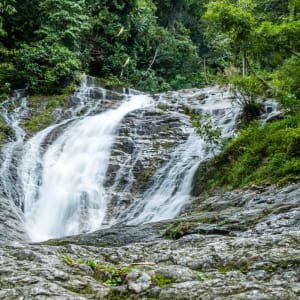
[0,80,246,242]
[21,94,152,241]
[119,89,241,225]
[122,133,205,224]
[0,92,28,206]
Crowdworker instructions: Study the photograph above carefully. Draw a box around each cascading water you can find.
[119,88,240,225]
[0,79,246,242]
[20,92,153,241]
[0,91,28,206]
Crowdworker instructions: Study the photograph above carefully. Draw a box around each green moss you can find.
[197,215,219,224]
[153,140,161,150]
[23,86,74,134]
[46,97,58,109]
[239,264,249,273]
[151,273,175,287]
[198,272,210,282]
[61,256,139,288]
[143,169,152,179]
[24,110,52,133]
[28,92,68,111]
[138,168,153,184]
[182,104,194,116]
[107,290,156,300]
[217,219,239,226]
[79,285,94,295]
[218,265,235,274]
[0,115,14,142]
[157,103,167,111]
[218,263,249,274]
[65,284,94,295]
[163,222,193,239]
[62,255,74,266]
[81,261,137,287]
[263,264,278,273]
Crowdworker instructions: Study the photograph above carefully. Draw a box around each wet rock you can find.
[68,95,82,106]
[125,270,152,293]
[12,249,41,261]
[265,111,284,122]
[155,265,196,282]
[44,221,166,247]
[0,195,28,242]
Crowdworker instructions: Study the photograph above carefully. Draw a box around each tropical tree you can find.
[203,0,257,76]
[0,0,16,96]
[38,0,89,51]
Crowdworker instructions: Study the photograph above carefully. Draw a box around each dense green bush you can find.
[193,114,300,195]
[0,62,16,98]
[14,42,81,93]
[0,0,208,95]
[271,56,300,114]
[0,0,298,97]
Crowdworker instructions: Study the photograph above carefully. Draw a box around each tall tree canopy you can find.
[0,0,298,102]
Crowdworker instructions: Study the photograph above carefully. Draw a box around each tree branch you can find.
[147,47,159,72]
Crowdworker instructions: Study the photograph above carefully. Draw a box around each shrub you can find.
[14,41,81,93]
[229,75,265,123]
[192,114,300,195]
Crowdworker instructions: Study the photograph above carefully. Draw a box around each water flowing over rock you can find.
[0,78,242,242]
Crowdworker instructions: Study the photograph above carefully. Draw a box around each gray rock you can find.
[155,265,196,282]
[125,270,152,293]
[0,195,28,242]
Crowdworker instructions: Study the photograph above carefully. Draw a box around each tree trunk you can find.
[242,54,246,77]
[289,1,295,22]
[147,47,159,72]
[204,57,208,83]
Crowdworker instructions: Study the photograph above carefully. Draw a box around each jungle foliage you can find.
[0,0,299,101]
[0,0,206,95]
[0,0,299,189]
[190,0,300,193]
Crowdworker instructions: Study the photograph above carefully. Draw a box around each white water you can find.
[121,89,240,224]
[20,94,152,241]
[123,132,204,224]
[0,92,28,204]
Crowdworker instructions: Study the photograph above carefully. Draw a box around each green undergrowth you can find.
[193,113,300,196]
[150,273,175,287]
[62,255,136,287]
[61,255,174,298]
[24,110,53,133]
[163,222,194,239]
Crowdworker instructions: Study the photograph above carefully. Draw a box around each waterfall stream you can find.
[0,79,245,242]
[21,93,153,241]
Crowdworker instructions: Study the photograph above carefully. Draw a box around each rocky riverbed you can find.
[0,183,299,299]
